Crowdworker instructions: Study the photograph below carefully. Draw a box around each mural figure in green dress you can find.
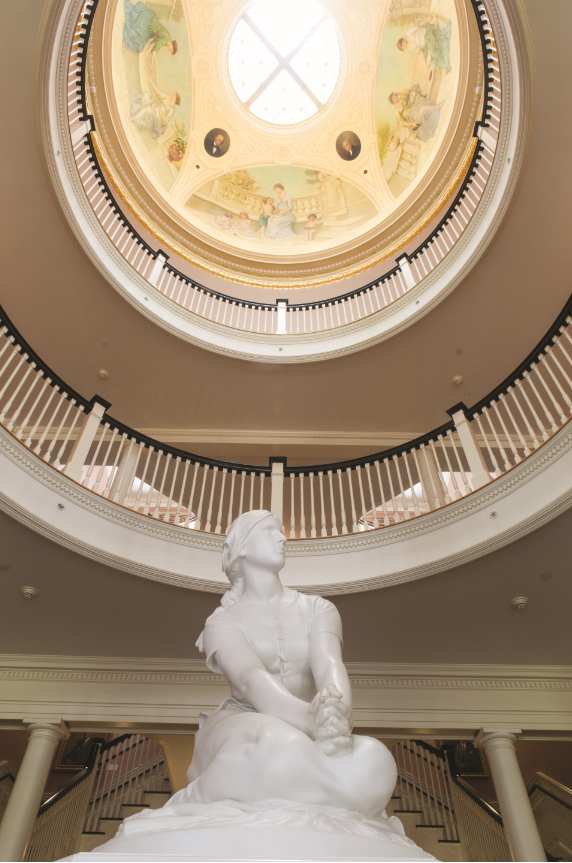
[389,85,444,144]
[397,15,452,74]
[123,1,178,73]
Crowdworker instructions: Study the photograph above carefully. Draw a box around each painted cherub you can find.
[232,213,254,236]
[215,213,233,231]
[304,214,321,240]
[257,198,274,236]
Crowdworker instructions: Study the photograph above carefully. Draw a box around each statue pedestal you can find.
[63,825,436,860]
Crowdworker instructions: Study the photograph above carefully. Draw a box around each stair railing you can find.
[2,293,572,538]
[528,772,572,860]
[24,739,103,862]
[66,0,500,324]
[84,734,169,832]
[390,741,459,843]
[442,747,511,862]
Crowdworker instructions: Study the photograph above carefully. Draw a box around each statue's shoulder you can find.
[294,591,338,617]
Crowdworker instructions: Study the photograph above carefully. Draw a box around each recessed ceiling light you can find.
[98,369,109,379]
[21,586,38,600]
[102,340,109,347]
[452,375,463,385]
[455,348,463,354]
[540,572,552,581]
[0,563,9,571]
[510,596,528,610]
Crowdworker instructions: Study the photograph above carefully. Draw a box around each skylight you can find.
[228,0,341,126]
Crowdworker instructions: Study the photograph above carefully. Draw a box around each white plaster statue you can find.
[80,512,434,860]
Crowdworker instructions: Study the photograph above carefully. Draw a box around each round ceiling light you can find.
[227,0,341,126]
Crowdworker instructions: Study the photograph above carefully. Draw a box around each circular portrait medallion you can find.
[204,128,230,158]
[336,131,361,161]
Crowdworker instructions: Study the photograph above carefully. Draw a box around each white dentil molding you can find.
[35,0,534,363]
[1,419,572,595]
[1,655,571,735]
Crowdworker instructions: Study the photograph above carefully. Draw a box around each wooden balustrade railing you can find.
[66,1,500,335]
[2,294,572,538]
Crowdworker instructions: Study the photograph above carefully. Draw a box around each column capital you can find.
[475,728,522,751]
[23,718,69,743]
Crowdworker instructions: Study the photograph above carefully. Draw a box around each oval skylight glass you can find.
[228,0,342,126]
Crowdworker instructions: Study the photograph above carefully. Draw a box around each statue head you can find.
[196,511,284,651]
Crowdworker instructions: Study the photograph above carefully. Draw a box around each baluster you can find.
[411,449,431,513]
[437,435,461,500]
[33,387,63,454]
[327,470,338,535]
[384,458,401,522]
[163,456,181,522]
[363,464,379,527]
[403,454,420,515]
[515,377,549,440]
[174,460,190,525]
[0,334,15,370]
[259,473,264,509]
[204,465,218,532]
[355,466,369,529]
[184,462,200,527]
[483,406,511,470]
[194,465,209,530]
[533,361,566,424]
[15,370,47,439]
[152,452,171,517]
[540,354,572,415]
[0,349,29,404]
[133,445,153,511]
[93,428,119,494]
[446,429,472,493]
[44,397,76,463]
[393,455,412,519]
[549,338,572,393]
[226,469,237,531]
[336,469,348,533]
[54,404,85,466]
[249,472,255,512]
[345,468,358,532]
[3,361,37,427]
[318,472,327,536]
[290,474,296,538]
[297,474,307,538]
[428,440,451,503]
[215,469,227,534]
[472,413,500,476]
[309,472,317,537]
[84,422,109,487]
[523,369,558,432]
[238,471,247,516]
[491,400,521,464]
[373,461,390,524]
[142,447,162,513]
[419,445,441,509]
[499,394,530,456]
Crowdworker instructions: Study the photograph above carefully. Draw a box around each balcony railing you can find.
[66,0,500,335]
[1,293,572,539]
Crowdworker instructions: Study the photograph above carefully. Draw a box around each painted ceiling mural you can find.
[102,0,471,271]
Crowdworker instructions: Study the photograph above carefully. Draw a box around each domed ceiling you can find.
[89,0,482,289]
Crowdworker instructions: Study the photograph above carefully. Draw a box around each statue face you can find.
[242,516,286,572]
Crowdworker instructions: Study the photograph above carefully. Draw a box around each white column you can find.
[270,462,284,525]
[417,446,446,509]
[148,252,168,286]
[476,729,546,862]
[0,720,68,862]
[396,256,416,289]
[63,398,109,483]
[450,407,491,489]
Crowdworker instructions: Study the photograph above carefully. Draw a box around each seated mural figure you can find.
[123,0,178,73]
[98,511,433,859]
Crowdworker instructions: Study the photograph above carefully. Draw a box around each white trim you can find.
[1,420,572,594]
[35,0,534,363]
[1,655,570,735]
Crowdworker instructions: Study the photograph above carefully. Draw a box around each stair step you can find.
[394,810,423,815]
[121,803,150,818]
[79,832,106,854]
[144,791,171,810]
[416,824,445,829]
[439,840,462,844]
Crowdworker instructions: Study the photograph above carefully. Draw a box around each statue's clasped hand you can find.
[308,685,353,758]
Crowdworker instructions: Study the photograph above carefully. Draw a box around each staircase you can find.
[80,789,172,852]
[386,795,462,860]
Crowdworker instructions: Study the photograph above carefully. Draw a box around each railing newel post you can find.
[448,405,491,489]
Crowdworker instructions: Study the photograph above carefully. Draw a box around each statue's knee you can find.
[259,720,308,753]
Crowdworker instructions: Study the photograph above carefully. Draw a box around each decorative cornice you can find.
[1,418,572,595]
[1,655,570,693]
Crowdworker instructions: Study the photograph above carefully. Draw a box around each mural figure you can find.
[215,213,234,231]
[231,213,255,236]
[304,215,321,240]
[389,86,443,144]
[336,132,361,162]
[396,15,452,74]
[123,0,178,73]
[204,129,230,158]
[129,78,181,138]
[265,184,295,239]
[257,198,274,236]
